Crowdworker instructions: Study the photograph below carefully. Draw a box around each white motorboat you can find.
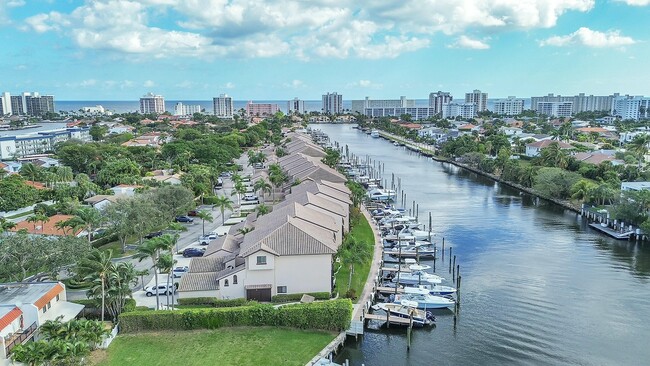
[385,245,435,258]
[372,300,435,326]
[367,188,397,202]
[391,292,455,309]
[388,260,432,273]
[370,130,380,138]
[405,284,457,296]
[391,270,443,285]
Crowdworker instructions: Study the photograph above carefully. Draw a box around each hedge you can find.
[271,292,331,303]
[91,233,118,248]
[119,299,352,333]
[176,297,255,308]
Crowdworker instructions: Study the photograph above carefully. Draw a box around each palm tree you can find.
[135,239,165,310]
[74,207,103,242]
[571,179,597,201]
[27,214,49,232]
[212,196,233,226]
[157,252,175,309]
[237,227,254,236]
[628,134,650,169]
[268,164,288,202]
[196,210,213,236]
[253,178,272,201]
[136,269,149,290]
[540,142,570,169]
[54,220,69,235]
[20,163,41,182]
[231,181,247,206]
[0,217,16,235]
[56,166,74,182]
[76,250,114,322]
[256,204,270,216]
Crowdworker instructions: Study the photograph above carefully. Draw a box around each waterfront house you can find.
[621,182,650,191]
[525,140,573,157]
[0,282,83,361]
[573,151,623,166]
[142,169,182,185]
[84,194,126,210]
[109,184,142,197]
[9,214,83,237]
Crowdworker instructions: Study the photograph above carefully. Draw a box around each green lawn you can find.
[93,327,336,366]
[97,241,135,257]
[335,210,375,301]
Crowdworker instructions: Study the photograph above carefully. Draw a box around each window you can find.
[233,275,238,284]
[42,307,47,314]
[47,302,51,310]
[224,279,229,287]
[216,280,220,289]
[256,256,267,265]
[277,286,287,294]
[55,294,60,302]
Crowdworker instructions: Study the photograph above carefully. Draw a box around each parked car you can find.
[243,193,258,202]
[219,172,232,178]
[144,231,163,239]
[144,284,175,297]
[187,210,198,217]
[172,266,189,278]
[183,247,205,258]
[175,216,194,223]
[253,163,264,169]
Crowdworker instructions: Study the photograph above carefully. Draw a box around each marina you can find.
[311,124,650,366]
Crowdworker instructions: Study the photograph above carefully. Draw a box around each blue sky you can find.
[0,0,648,101]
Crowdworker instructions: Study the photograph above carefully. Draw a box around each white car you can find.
[144,284,176,297]
[243,193,258,201]
[172,266,189,278]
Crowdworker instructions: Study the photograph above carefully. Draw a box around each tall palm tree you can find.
[135,239,164,310]
[231,181,247,206]
[76,250,114,322]
[628,134,650,169]
[56,166,74,182]
[74,207,103,242]
[540,142,570,169]
[195,210,213,236]
[19,163,41,182]
[157,253,175,309]
[212,195,233,226]
[253,178,272,201]
[136,269,149,290]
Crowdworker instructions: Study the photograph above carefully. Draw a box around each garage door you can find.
[246,288,271,302]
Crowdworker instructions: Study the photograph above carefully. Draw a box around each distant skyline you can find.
[0,1,649,100]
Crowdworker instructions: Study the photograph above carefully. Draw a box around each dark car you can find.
[182,247,205,258]
[175,216,194,223]
[144,231,163,239]
[187,210,198,217]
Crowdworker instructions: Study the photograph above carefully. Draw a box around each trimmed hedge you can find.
[176,297,255,308]
[119,299,352,333]
[271,292,331,303]
[91,233,118,248]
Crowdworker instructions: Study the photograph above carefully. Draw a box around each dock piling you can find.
[449,247,452,273]
[442,238,445,261]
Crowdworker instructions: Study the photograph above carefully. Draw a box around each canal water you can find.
[312,124,650,366]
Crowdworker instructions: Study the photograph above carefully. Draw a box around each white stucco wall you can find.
[274,254,332,295]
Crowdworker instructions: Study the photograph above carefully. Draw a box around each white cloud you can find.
[346,79,383,89]
[449,35,490,49]
[21,0,596,60]
[616,0,650,5]
[0,0,25,25]
[283,79,304,89]
[223,82,235,89]
[143,80,156,88]
[540,27,636,48]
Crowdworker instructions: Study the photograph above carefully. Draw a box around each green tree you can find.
[253,178,272,201]
[95,158,141,187]
[196,210,214,236]
[571,179,597,201]
[231,181,247,206]
[76,250,113,322]
[134,237,169,310]
[256,203,270,216]
[19,163,42,182]
[533,167,582,199]
[539,142,571,169]
[628,134,650,169]
[212,195,233,226]
[74,206,103,242]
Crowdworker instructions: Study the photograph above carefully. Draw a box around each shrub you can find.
[271,292,331,303]
[91,233,118,248]
[202,195,219,205]
[119,299,352,333]
[344,289,357,300]
[177,297,255,308]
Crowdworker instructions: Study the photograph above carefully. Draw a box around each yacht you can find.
[391,292,456,309]
[405,284,457,296]
[391,270,443,285]
[367,188,397,202]
[370,130,380,138]
[372,300,435,327]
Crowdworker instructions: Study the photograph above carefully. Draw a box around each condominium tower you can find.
[287,98,305,114]
[322,92,343,114]
[139,92,165,114]
[493,97,524,116]
[213,94,234,118]
[428,91,453,115]
[465,89,488,112]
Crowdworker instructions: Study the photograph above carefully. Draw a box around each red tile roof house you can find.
[0,282,83,360]
[9,214,83,237]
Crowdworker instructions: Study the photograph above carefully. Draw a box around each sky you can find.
[0,0,648,101]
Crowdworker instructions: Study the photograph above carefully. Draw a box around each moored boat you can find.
[372,300,435,327]
[391,292,456,309]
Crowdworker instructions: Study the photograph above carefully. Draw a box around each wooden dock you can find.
[364,313,412,325]
[588,223,634,240]
[376,286,405,294]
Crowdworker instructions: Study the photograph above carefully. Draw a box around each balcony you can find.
[4,322,37,356]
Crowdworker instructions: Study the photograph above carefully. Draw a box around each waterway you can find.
[312,124,650,366]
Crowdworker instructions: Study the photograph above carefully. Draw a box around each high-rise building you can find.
[351,96,414,114]
[492,97,524,116]
[287,98,305,114]
[428,91,453,116]
[442,103,477,119]
[611,96,650,121]
[536,101,573,117]
[173,102,202,116]
[25,93,55,117]
[0,92,11,115]
[465,89,488,112]
[10,95,25,115]
[213,94,234,118]
[246,102,279,117]
[322,92,342,114]
[531,93,618,114]
[139,92,165,114]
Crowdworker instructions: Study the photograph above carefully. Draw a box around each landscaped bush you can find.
[271,292,331,303]
[201,195,219,205]
[119,299,352,333]
[91,233,118,248]
[176,297,255,308]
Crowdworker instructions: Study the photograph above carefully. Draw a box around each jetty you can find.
[588,223,635,240]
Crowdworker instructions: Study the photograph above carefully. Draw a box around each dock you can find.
[376,286,406,294]
[588,223,634,240]
[364,313,413,326]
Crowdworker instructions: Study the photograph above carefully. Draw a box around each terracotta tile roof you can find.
[24,180,47,190]
[10,214,81,236]
[33,283,64,309]
[0,306,22,331]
